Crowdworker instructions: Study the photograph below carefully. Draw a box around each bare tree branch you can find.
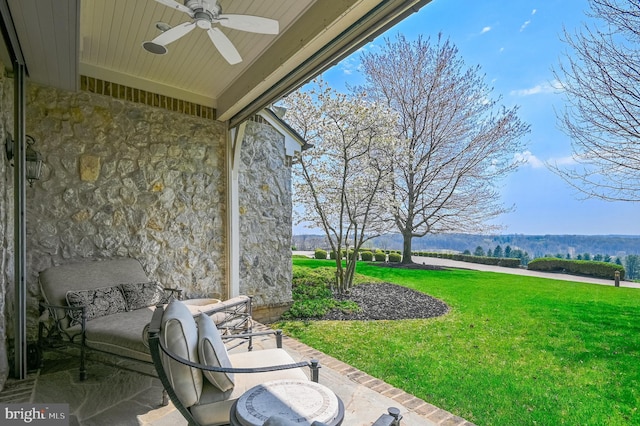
[358,34,530,263]
[551,0,640,201]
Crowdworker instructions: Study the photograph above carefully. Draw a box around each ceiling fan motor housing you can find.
[185,0,221,17]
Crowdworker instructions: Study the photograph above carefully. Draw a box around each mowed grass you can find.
[278,258,640,425]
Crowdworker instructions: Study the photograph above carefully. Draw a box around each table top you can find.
[233,379,343,426]
[182,298,222,314]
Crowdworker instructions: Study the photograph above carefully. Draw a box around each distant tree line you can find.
[293,233,640,258]
[464,245,530,265]
[466,244,640,280]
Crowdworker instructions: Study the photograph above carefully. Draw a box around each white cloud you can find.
[515,151,545,168]
[549,155,577,166]
[520,10,537,32]
[481,26,491,34]
[515,152,578,170]
[339,56,361,76]
[338,43,382,76]
[510,80,563,96]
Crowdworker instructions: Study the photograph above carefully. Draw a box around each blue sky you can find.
[293,0,640,236]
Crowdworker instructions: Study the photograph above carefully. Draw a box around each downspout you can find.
[12,59,26,380]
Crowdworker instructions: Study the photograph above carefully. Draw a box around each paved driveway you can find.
[411,255,640,289]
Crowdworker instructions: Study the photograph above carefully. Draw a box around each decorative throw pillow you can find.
[66,286,128,326]
[120,281,164,311]
[196,312,235,392]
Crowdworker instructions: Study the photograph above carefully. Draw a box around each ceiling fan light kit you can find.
[142,0,279,65]
[142,41,168,55]
[155,22,173,32]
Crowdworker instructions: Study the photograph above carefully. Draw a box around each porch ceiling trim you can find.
[224,0,432,128]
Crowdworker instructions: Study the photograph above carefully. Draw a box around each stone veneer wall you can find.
[0,76,296,388]
[0,81,227,348]
[0,68,14,389]
[239,121,294,320]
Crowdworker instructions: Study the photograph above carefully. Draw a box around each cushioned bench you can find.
[38,258,252,380]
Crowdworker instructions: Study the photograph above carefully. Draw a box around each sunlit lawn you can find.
[277,258,640,425]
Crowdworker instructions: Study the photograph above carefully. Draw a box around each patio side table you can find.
[230,379,344,426]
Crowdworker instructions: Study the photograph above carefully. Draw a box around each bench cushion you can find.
[40,258,150,329]
[65,308,156,362]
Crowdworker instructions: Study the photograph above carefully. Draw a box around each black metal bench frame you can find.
[37,291,253,381]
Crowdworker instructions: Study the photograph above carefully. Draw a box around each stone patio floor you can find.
[1,323,474,426]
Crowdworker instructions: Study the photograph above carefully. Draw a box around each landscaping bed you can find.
[323,282,449,321]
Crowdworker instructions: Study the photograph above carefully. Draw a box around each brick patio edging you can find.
[280,334,477,426]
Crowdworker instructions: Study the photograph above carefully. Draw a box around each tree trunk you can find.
[401,231,413,264]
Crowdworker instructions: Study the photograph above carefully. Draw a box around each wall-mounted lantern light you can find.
[5,134,43,187]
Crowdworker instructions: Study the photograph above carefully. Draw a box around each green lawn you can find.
[277,258,640,425]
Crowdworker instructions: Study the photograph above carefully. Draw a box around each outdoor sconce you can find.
[5,134,43,187]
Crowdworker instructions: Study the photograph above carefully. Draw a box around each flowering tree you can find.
[358,34,530,263]
[282,81,397,292]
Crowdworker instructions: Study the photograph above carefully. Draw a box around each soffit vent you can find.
[80,75,217,120]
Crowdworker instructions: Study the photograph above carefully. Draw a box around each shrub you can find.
[388,252,402,262]
[329,249,346,259]
[416,252,522,268]
[281,265,363,319]
[314,249,327,260]
[527,258,625,280]
[360,251,374,261]
[374,251,387,262]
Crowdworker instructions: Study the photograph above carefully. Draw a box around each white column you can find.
[226,122,246,299]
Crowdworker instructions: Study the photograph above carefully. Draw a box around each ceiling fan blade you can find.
[154,0,194,17]
[152,22,196,46]
[207,27,242,65]
[218,14,279,35]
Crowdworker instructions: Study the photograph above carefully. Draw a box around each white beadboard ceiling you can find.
[1,0,432,125]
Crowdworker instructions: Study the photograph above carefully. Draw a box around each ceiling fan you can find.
[142,0,279,65]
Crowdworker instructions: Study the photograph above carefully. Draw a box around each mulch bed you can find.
[321,282,450,321]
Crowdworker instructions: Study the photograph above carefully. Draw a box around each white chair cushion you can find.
[196,313,235,392]
[161,301,203,407]
[190,349,309,426]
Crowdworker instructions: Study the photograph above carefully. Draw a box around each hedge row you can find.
[419,252,521,268]
[527,258,625,280]
[314,248,402,262]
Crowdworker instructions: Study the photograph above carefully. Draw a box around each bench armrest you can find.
[202,295,253,336]
[220,329,284,348]
[163,287,183,301]
[38,301,87,344]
